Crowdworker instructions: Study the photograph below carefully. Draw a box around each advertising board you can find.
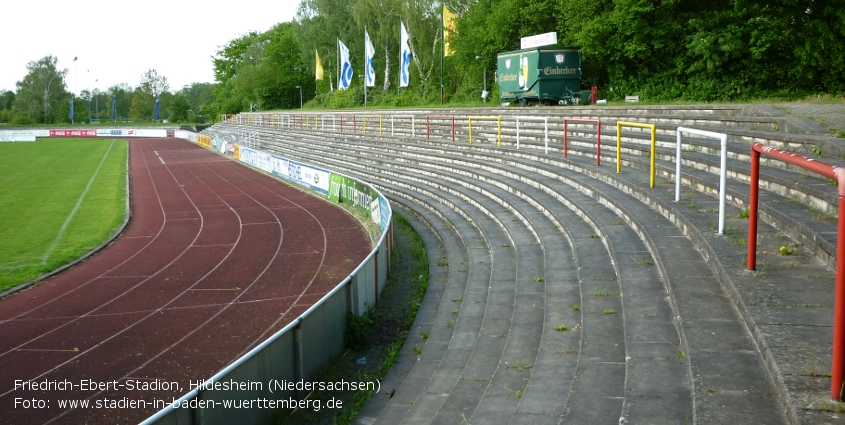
[49,129,97,137]
[237,146,330,196]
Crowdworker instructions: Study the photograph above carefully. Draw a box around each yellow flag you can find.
[443,6,457,56]
[315,50,325,80]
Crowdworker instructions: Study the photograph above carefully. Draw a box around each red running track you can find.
[0,138,371,424]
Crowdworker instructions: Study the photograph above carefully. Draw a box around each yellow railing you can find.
[362,115,383,135]
[616,121,657,188]
[468,116,502,147]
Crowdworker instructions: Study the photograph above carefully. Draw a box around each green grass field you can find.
[0,138,128,292]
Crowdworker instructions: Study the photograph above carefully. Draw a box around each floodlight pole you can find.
[87,70,91,124]
[73,57,77,124]
[475,56,487,104]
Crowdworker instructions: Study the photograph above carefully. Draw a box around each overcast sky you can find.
[2,0,300,94]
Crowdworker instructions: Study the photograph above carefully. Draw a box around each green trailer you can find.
[497,46,582,106]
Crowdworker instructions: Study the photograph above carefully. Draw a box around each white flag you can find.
[338,38,353,90]
[400,21,410,87]
[365,30,376,87]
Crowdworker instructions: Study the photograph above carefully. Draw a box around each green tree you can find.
[178,82,215,121]
[130,69,169,121]
[168,94,190,122]
[14,56,69,123]
[0,90,14,111]
[107,83,133,121]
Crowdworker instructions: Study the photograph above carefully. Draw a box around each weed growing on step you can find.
[631,253,653,265]
[504,379,528,398]
[507,358,533,370]
[727,235,748,246]
[801,347,831,377]
[554,325,571,331]
[594,286,620,296]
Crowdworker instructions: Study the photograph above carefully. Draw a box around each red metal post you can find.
[340,116,344,133]
[563,118,602,165]
[563,120,569,158]
[833,166,845,400]
[426,116,430,140]
[747,143,845,399]
[451,117,455,142]
[835,192,845,400]
[354,115,357,133]
[596,120,602,166]
[747,148,760,270]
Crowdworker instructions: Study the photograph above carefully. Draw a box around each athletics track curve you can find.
[0,138,371,424]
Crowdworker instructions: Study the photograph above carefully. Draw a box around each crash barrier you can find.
[146,134,393,425]
[362,115,383,136]
[676,127,728,234]
[1,129,170,140]
[270,115,291,128]
[426,115,456,142]
[515,117,549,154]
[563,118,601,165]
[321,115,337,132]
[746,142,845,401]
[468,116,502,147]
[616,121,657,188]
[391,115,415,138]
[340,115,358,133]
[0,129,47,141]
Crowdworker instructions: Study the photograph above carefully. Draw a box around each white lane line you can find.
[41,139,117,265]
[159,156,165,165]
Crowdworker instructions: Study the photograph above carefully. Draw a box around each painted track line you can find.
[41,139,117,265]
[0,138,368,425]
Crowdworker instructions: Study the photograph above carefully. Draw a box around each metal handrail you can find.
[616,121,657,188]
[676,127,728,233]
[563,118,601,165]
[426,115,455,142]
[515,116,549,153]
[746,142,845,401]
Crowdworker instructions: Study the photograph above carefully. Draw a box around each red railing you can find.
[747,142,845,400]
[426,115,455,142]
[340,115,358,133]
[563,118,602,166]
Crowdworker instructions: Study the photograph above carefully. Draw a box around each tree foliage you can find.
[130,69,170,121]
[7,0,845,121]
[286,0,845,105]
[211,22,311,114]
[14,56,69,124]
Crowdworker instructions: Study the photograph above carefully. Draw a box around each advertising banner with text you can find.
[49,129,97,137]
[328,174,389,231]
[236,146,330,196]
[94,129,167,137]
[175,130,198,143]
